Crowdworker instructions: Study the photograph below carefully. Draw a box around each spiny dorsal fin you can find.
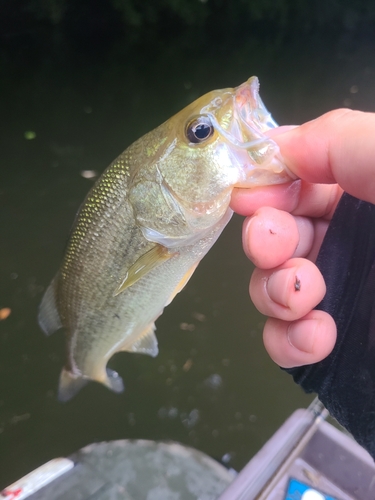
[38,276,62,336]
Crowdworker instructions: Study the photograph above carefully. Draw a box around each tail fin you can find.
[58,367,124,402]
[58,368,89,402]
[105,369,125,394]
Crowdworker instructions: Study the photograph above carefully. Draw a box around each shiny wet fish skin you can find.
[38,77,292,401]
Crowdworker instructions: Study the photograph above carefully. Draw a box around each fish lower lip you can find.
[234,182,254,188]
[234,169,295,188]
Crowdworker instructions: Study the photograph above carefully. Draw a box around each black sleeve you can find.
[285,192,375,459]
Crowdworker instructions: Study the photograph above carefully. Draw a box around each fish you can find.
[38,76,293,401]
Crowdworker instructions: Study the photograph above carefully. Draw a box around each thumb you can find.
[273,109,375,205]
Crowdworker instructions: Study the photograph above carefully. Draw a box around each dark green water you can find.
[1,34,375,487]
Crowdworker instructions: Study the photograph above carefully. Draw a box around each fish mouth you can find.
[202,77,276,148]
[233,77,296,187]
[208,76,296,187]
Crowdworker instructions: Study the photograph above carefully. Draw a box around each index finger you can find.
[275,109,375,204]
[231,180,342,220]
[231,108,375,217]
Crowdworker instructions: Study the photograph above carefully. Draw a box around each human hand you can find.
[231,109,375,368]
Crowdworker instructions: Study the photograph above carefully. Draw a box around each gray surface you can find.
[27,440,234,500]
[301,424,375,499]
[218,409,375,500]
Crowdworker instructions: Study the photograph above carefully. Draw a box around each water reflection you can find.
[1,34,375,487]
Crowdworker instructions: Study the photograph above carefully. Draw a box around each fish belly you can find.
[56,250,197,401]
[52,208,232,401]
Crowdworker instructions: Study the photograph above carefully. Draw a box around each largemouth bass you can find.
[39,77,293,401]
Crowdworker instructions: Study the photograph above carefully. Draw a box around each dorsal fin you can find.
[38,276,62,336]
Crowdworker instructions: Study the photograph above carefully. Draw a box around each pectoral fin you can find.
[114,244,176,296]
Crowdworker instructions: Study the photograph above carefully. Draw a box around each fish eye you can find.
[186,116,214,144]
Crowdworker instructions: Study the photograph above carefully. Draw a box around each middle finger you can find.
[242,207,314,269]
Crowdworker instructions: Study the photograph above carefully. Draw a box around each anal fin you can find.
[122,323,159,357]
[38,277,62,336]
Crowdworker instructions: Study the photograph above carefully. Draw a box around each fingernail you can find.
[266,269,291,307]
[287,320,317,353]
[242,215,256,258]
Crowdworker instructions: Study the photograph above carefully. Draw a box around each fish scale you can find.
[38,76,293,401]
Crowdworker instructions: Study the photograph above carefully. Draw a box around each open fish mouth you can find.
[208,77,278,146]
[204,76,295,187]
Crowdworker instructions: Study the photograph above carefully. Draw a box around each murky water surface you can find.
[1,36,375,486]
